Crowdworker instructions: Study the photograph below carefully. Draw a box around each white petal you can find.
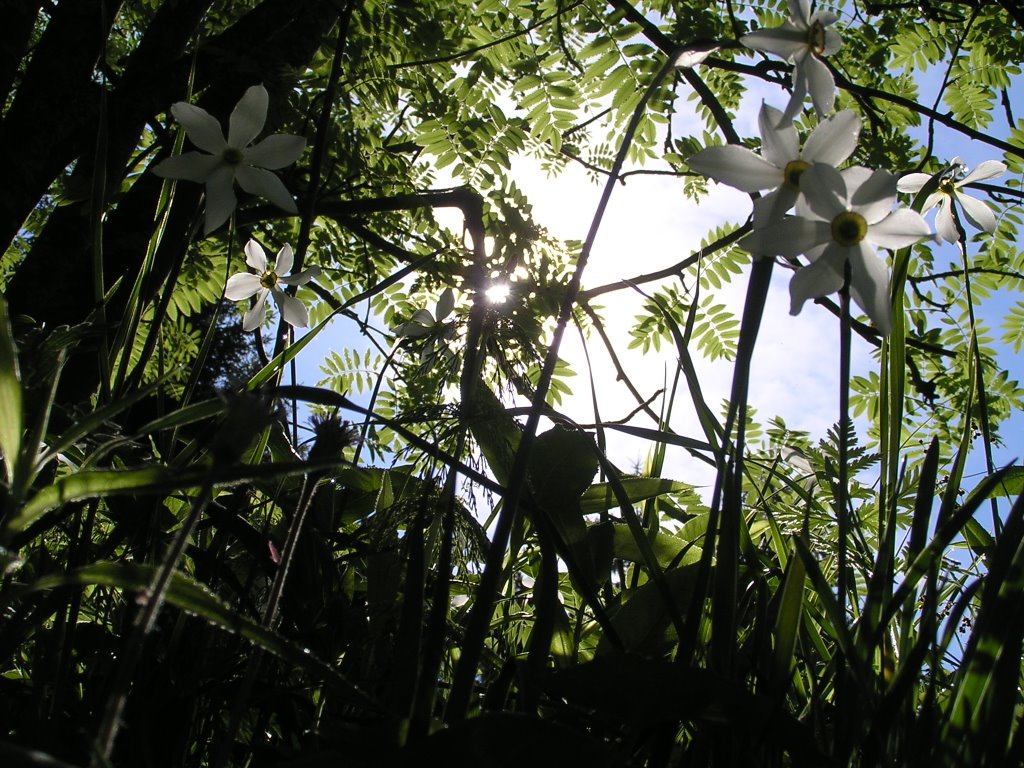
[203,165,238,235]
[934,198,959,243]
[228,84,269,148]
[273,289,309,328]
[741,217,831,257]
[688,145,782,191]
[788,0,812,27]
[151,152,221,182]
[803,242,828,263]
[780,63,809,125]
[850,169,897,223]
[752,186,798,228]
[920,191,944,213]
[244,239,268,271]
[840,165,874,190]
[279,266,321,286]
[673,46,718,68]
[819,25,842,57]
[867,208,932,249]
[225,272,262,300]
[803,54,836,118]
[848,243,892,334]
[802,110,860,165]
[741,27,809,61]
[789,252,844,315]
[896,173,930,194]
[170,102,227,154]
[959,160,1006,185]
[275,243,295,275]
[242,288,270,331]
[244,134,306,169]
[235,165,298,213]
[955,191,997,233]
[800,163,848,220]
[395,309,435,337]
[758,103,798,168]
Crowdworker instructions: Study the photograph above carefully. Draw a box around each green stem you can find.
[954,219,1000,535]
[838,269,852,617]
[836,262,852,760]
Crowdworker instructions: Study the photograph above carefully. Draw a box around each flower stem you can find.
[835,260,853,759]
[955,216,1001,535]
[838,266,851,617]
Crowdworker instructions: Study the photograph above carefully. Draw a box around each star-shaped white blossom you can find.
[688,103,859,227]
[393,288,455,339]
[394,288,458,366]
[741,0,842,123]
[742,164,932,334]
[225,239,320,331]
[153,85,306,235]
[897,157,1006,243]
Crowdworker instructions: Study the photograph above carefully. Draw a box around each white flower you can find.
[742,164,932,334]
[688,103,859,227]
[394,288,457,367]
[153,84,306,235]
[741,0,842,123]
[896,157,1007,243]
[393,288,455,338]
[225,239,320,331]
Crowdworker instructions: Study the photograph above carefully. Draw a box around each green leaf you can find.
[597,566,699,655]
[770,543,807,694]
[464,377,521,486]
[0,297,22,486]
[580,476,690,513]
[528,425,598,511]
[529,425,599,585]
[979,465,1024,499]
[588,521,703,568]
[6,459,334,535]
[943,492,1024,764]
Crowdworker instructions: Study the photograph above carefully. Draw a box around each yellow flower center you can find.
[260,271,279,289]
[808,20,827,55]
[223,147,245,166]
[831,211,868,246]
[784,159,811,189]
[939,178,956,195]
